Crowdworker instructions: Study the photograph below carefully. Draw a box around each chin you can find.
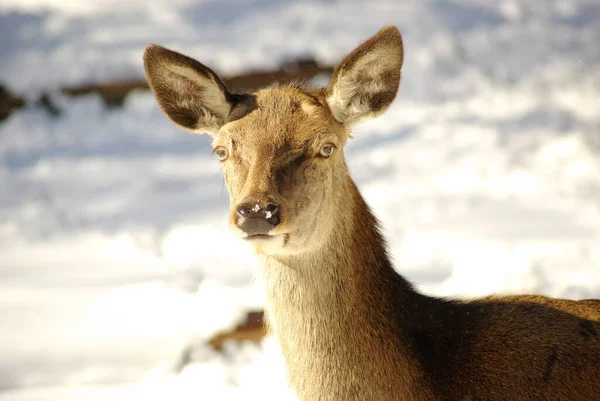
[244,233,288,256]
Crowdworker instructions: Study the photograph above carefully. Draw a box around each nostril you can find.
[264,203,279,214]
[237,205,252,217]
[264,203,280,226]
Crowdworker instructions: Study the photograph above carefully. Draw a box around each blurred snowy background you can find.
[1,0,600,399]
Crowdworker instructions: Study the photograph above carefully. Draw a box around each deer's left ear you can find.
[143,45,233,135]
[325,26,404,126]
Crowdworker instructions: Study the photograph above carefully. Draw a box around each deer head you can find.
[144,26,403,256]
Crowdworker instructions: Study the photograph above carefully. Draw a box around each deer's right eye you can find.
[214,147,229,161]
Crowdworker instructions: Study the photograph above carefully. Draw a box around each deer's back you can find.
[407,295,600,400]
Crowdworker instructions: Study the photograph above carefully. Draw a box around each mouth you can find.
[243,233,289,246]
[244,234,274,241]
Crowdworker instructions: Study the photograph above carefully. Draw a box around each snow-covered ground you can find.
[1,0,600,399]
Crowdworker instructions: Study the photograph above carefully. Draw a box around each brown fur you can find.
[144,26,600,400]
[209,311,267,351]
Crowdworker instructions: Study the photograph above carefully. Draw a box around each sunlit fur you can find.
[145,26,600,401]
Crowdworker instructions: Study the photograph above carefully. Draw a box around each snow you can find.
[1,0,600,399]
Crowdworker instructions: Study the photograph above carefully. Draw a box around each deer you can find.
[144,26,600,401]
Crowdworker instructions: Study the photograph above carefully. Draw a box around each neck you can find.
[259,178,430,400]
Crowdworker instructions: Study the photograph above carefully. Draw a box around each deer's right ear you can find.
[143,45,232,135]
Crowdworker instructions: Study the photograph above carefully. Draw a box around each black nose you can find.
[236,202,280,236]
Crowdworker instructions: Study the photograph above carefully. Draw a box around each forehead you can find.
[216,86,339,150]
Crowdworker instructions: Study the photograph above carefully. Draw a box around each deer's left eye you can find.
[319,144,335,158]
[214,147,229,161]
